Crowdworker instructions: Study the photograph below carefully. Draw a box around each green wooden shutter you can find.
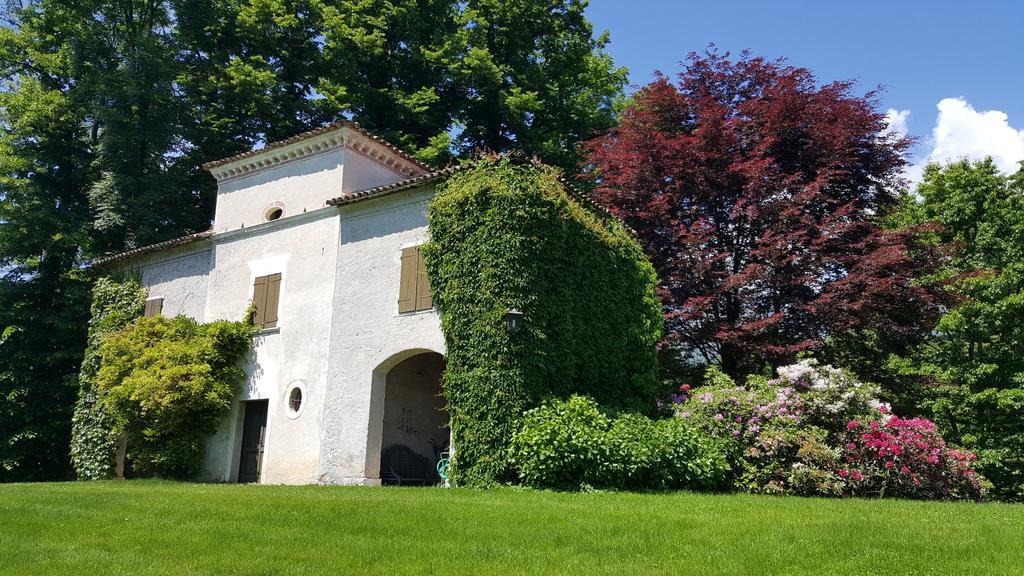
[415,248,432,311]
[399,247,418,313]
[252,275,268,326]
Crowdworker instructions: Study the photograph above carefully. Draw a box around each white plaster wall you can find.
[213,149,346,233]
[197,210,340,484]
[135,246,212,321]
[212,148,407,235]
[318,185,446,485]
[340,149,407,194]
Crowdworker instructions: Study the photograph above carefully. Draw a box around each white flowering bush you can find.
[773,359,891,430]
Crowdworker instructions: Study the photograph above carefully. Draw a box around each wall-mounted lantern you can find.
[505,308,524,334]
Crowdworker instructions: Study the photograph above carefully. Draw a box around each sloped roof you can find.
[326,165,465,206]
[91,229,215,267]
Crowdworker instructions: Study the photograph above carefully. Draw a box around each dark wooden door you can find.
[238,400,269,483]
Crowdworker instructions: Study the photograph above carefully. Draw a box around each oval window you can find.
[288,387,302,415]
[265,207,284,221]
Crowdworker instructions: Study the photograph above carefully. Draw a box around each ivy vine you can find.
[70,276,147,480]
[71,276,254,479]
[422,157,664,485]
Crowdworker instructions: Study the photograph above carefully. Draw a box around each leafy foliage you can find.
[882,158,1024,500]
[70,277,147,480]
[0,0,625,480]
[584,49,944,378]
[423,157,663,485]
[174,0,626,170]
[0,26,94,480]
[95,314,254,478]
[510,395,729,491]
[443,0,627,170]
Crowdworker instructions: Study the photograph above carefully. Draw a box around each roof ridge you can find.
[201,121,432,172]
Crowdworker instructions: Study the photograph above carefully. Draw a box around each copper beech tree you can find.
[584,50,945,377]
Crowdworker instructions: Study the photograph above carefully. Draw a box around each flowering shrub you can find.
[676,360,985,500]
[773,360,891,429]
[741,427,846,497]
[839,417,985,500]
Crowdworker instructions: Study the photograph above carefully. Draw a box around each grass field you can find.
[1,481,1022,575]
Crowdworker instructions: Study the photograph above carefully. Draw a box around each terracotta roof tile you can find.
[91,229,214,267]
[326,165,466,206]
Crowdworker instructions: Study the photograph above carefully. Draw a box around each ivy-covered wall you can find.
[70,277,146,480]
[71,276,253,479]
[423,157,664,485]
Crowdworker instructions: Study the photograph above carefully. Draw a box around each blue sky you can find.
[587,0,1024,179]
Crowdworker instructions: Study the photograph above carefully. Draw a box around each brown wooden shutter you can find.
[144,298,163,318]
[264,273,281,329]
[398,247,418,313]
[415,248,432,311]
[252,275,268,326]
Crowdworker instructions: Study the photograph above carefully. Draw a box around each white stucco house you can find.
[96,122,458,485]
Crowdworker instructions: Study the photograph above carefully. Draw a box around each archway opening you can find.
[379,351,448,485]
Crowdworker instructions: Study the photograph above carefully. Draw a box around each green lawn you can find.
[1,482,1021,575]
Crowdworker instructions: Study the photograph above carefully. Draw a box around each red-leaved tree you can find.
[584,50,944,377]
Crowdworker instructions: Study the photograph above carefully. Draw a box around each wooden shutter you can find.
[252,275,268,326]
[144,298,163,318]
[398,247,418,313]
[264,273,281,329]
[252,273,281,329]
[415,248,432,311]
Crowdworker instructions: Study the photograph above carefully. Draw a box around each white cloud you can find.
[884,108,911,140]
[906,97,1024,183]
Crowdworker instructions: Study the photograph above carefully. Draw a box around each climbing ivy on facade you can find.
[71,277,254,479]
[422,157,664,486]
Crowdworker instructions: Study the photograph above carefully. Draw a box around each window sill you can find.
[397,308,435,317]
[254,326,281,336]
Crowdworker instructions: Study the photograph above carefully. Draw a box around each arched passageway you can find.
[378,351,448,485]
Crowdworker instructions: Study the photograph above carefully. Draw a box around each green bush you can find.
[925,385,1024,501]
[423,157,663,485]
[510,395,611,488]
[95,315,254,477]
[510,396,729,491]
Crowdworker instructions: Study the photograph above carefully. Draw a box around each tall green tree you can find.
[886,158,1024,501]
[0,7,94,480]
[72,0,201,251]
[451,0,627,170]
[0,0,626,480]
[317,0,460,164]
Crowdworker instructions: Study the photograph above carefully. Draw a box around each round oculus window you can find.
[288,387,303,415]
[265,207,284,221]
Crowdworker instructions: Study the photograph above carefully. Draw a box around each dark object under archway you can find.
[379,352,448,485]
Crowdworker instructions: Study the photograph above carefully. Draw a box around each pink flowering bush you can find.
[839,417,985,500]
[675,361,986,500]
